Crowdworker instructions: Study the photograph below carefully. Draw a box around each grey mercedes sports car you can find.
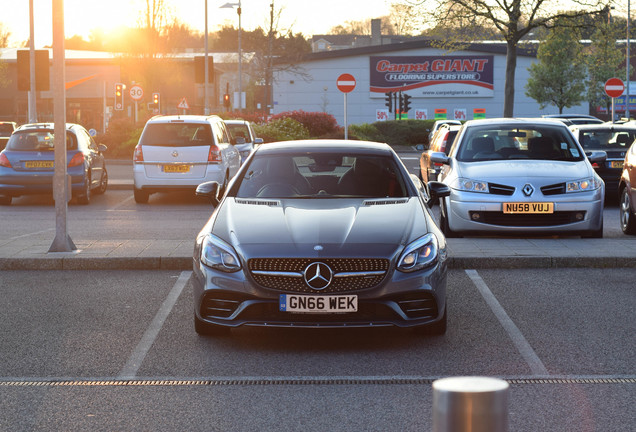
[192,140,450,335]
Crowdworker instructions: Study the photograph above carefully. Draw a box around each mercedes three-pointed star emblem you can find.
[303,262,333,290]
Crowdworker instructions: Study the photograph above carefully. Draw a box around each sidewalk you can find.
[2,235,636,270]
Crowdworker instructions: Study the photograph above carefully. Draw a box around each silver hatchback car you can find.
[133,115,241,203]
[431,118,606,238]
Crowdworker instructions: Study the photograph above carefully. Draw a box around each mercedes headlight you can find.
[453,177,489,193]
[566,177,602,193]
[397,233,439,273]
[200,234,241,272]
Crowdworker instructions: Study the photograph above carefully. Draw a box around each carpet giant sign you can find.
[369,55,494,98]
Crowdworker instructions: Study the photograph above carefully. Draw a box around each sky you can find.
[1,0,395,48]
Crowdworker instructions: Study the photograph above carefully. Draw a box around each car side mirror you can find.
[98,144,107,153]
[415,144,425,151]
[428,181,451,200]
[254,138,264,145]
[430,151,450,165]
[586,150,607,164]
[196,181,220,206]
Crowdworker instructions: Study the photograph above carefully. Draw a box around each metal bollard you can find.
[432,376,509,432]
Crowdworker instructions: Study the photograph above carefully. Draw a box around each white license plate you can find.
[279,294,358,313]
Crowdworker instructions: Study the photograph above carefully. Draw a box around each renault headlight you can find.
[566,177,602,193]
[397,233,439,273]
[200,234,241,272]
[453,177,489,193]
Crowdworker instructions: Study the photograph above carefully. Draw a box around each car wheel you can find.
[0,194,11,205]
[620,187,636,235]
[134,188,149,204]
[440,200,460,238]
[194,313,231,336]
[76,176,91,205]
[413,307,447,336]
[95,168,108,195]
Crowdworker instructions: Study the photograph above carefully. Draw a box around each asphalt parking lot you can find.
[0,268,634,431]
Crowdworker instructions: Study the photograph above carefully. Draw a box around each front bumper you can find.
[192,258,447,329]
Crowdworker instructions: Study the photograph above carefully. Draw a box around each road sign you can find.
[130,85,144,101]
[337,73,356,93]
[605,78,625,98]
[177,97,190,110]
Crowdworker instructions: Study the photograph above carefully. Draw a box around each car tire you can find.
[620,187,636,235]
[194,314,231,336]
[440,200,460,238]
[134,188,149,204]
[0,195,11,205]
[95,168,108,195]
[413,307,447,336]
[76,176,91,205]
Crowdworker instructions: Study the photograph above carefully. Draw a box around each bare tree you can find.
[0,23,10,88]
[405,0,607,117]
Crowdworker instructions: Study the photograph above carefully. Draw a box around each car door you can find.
[79,128,105,188]
[216,121,240,177]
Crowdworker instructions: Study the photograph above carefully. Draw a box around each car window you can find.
[226,123,251,141]
[139,123,213,147]
[457,125,584,162]
[7,131,77,151]
[235,153,409,199]
[0,124,14,136]
[579,130,636,150]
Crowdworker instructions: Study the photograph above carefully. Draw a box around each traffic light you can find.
[223,93,231,109]
[402,93,412,113]
[152,92,160,107]
[384,92,393,113]
[114,83,124,111]
[398,91,405,114]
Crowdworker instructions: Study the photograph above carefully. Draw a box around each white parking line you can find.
[465,269,549,376]
[117,271,192,379]
[107,194,134,211]
[4,228,55,243]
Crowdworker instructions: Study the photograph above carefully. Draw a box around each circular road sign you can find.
[605,78,625,98]
[130,85,144,101]
[337,73,356,93]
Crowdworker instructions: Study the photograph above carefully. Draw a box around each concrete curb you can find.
[2,255,634,271]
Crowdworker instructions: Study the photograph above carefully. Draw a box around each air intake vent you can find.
[541,183,566,196]
[363,199,408,206]
[235,199,280,206]
[488,183,515,196]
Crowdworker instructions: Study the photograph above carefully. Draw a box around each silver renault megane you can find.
[192,140,450,335]
[431,118,606,238]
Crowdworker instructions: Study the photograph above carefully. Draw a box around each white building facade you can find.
[272,40,589,126]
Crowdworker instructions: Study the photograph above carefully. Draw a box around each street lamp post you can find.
[220,1,242,112]
[204,0,210,115]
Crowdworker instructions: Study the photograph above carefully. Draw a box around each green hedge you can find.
[350,119,437,148]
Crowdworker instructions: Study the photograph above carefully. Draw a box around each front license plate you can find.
[503,202,553,214]
[610,161,624,169]
[163,164,190,173]
[279,294,358,313]
[25,160,53,168]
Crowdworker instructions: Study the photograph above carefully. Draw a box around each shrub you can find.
[96,117,142,159]
[253,117,311,143]
[270,110,339,137]
[218,111,269,124]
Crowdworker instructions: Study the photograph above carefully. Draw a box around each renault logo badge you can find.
[303,262,333,290]
[522,184,534,197]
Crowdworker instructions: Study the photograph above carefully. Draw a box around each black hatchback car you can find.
[570,124,636,196]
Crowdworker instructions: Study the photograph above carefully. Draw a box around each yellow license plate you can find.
[163,164,190,173]
[610,161,624,169]
[503,202,554,214]
[25,160,54,168]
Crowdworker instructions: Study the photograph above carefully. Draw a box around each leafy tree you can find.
[525,26,586,113]
[586,21,624,114]
[408,0,607,117]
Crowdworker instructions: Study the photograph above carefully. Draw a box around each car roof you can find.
[462,117,569,128]
[571,124,636,131]
[542,114,599,119]
[223,119,249,125]
[14,123,81,132]
[254,139,394,155]
[146,115,222,124]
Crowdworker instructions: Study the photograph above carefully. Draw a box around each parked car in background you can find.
[542,114,601,121]
[0,123,108,205]
[555,117,604,126]
[132,115,240,203]
[428,119,461,141]
[570,123,636,196]
[619,139,636,234]
[431,118,605,238]
[223,119,263,164]
[192,139,451,336]
[0,121,17,151]
[418,123,461,184]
